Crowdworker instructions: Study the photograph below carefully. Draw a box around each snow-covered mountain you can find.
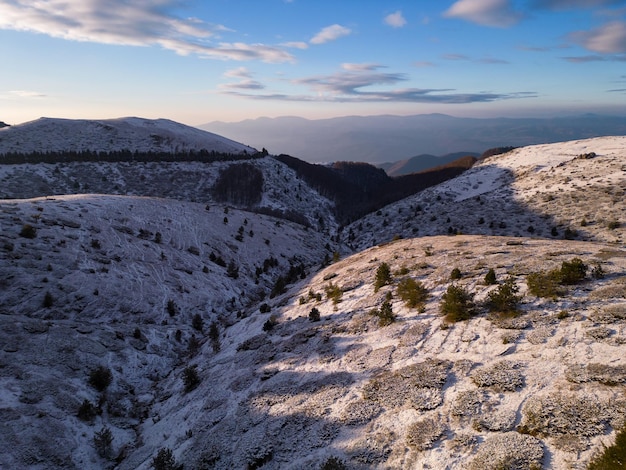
[0,117,256,155]
[0,127,625,469]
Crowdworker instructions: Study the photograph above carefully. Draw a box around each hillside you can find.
[342,136,626,250]
[0,194,335,469]
[0,117,256,156]
[131,235,626,470]
[0,128,625,469]
[379,152,480,177]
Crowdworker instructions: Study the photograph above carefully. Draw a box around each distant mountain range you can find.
[200,113,626,164]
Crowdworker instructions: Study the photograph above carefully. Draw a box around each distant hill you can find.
[379,151,480,176]
[0,121,9,128]
[200,113,626,163]
[0,116,256,156]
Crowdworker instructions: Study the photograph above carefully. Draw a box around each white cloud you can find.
[9,90,47,98]
[223,67,253,79]
[0,0,293,63]
[444,0,524,27]
[280,41,309,49]
[571,21,626,54]
[384,11,407,28]
[310,24,351,45]
[221,67,265,91]
[341,63,385,71]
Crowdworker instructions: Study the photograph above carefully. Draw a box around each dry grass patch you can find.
[471,360,524,392]
[520,392,611,438]
[406,416,447,452]
[565,363,626,386]
[362,358,452,410]
[467,432,543,470]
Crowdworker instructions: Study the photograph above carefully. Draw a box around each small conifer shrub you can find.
[486,277,521,314]
[450,267,462,280]
[166,299,178,317]
[77,399,98,422]
[182,365,200,392]
[370,301,395,326]
[151,447,183,470]
[43,291,54,308]
[559,258,587,285]
[93,426,113,459]
[19,224,37,238]
[374,262,392,292]
[587,421,626,470]
[440,284,476,323]
[484,268,497,285]
[88,366,113,392]
[191,313,204,332]
[526,270,563,298]
[396,278,428,309]
[309,307,321,322]
[320,456,347,470]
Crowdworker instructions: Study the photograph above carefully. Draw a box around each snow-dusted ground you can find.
[0,131,625,469]
[343,136,626,250]
[0,117,256,155]
[0,156,338,232]
[130,235,626,470]
[0,194,333,469]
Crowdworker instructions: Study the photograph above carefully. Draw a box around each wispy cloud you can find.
[221,68,536,104]
[562,53,626,62]
[280,41,309,49]
[570,21,626,54]
[413,61,437,67]
[607,88,626,92]
[8,90,47,98]
[444,0,524,27]
[532,0,626,9]
[384,11,407,28]
[443,53,471,61]
[342,63,385,72]
[221,67,265,90]
[442,53,509,63]
[0,0,293,63]
[310,24,351,44]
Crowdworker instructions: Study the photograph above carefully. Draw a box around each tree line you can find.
[0,149,265,165]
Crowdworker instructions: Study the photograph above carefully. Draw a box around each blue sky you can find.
[1,0,625,126]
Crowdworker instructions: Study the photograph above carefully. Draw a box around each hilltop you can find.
[0,117,255,156]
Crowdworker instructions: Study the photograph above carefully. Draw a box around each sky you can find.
[1,0,626,126]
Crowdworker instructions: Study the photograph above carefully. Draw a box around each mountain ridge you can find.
[201,113,626,163]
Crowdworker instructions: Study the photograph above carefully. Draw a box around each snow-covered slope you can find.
[343,136,626,250]
[0,117,256,155]
[0,194,335,469]
[128,235,626,469]
[0,156,338,231]
[1,134,626,470]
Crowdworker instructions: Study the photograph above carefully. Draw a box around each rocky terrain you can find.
[0,124,624,469]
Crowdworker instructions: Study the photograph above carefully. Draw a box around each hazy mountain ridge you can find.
[201,113,626,164]
[0,120,625,469]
